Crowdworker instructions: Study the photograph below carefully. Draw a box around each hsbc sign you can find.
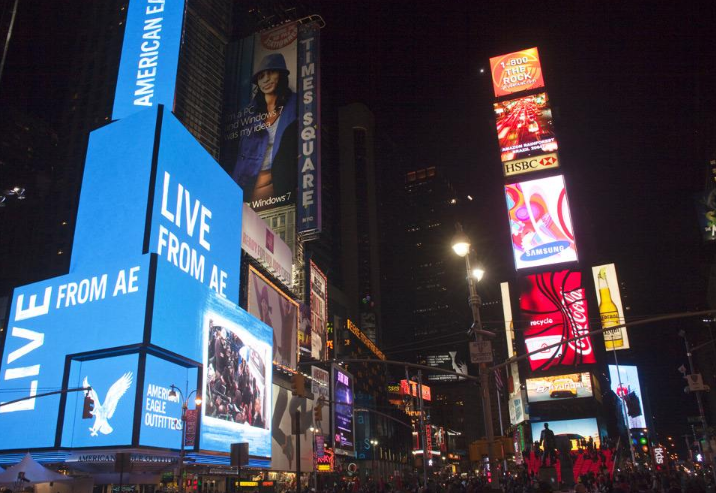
[504,152,559,177]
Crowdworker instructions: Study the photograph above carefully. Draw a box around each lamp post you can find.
[309,426,318,491]
[169,384,201,493]
[370,439,379,481]
[451,223,498,488]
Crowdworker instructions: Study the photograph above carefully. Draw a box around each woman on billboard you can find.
[232,53,297,204]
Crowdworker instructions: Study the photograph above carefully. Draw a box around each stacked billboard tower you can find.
[489,48,636,475]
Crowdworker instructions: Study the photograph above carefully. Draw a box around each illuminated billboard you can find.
[222,22,322,233]
[112,0,185,120]
[247,265,298,369]
[530,418,600,450]
[494,92,557,163]
[520,269,595,371]
[310,261,328,360]
[608,365,646,429]
[505,174,578,270]
[489,47,546,98]
[201,298,273,456]
[525,372,593,403]
[400,380,432,401]
[503,152,559,178]
[592,264,630,350]
[0,105,275,466]
[332,365,355,456]
[422,350,469,382]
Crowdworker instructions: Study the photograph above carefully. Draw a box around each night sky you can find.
[3,0,716,449]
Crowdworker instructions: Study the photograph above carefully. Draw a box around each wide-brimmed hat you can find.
[252,53,290,83]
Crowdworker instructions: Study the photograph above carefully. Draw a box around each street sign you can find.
[687,374,709,392]
[469,341,493,364]
[688,416,703,424]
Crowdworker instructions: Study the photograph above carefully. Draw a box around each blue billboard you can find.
[140,355,199,449]
[0,257,150,449]
[72,106,242,304]
[62,353,139,448]
[112,0,186,120]
[0,104,271,459]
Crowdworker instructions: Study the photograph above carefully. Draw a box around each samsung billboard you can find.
[505,175,578,270]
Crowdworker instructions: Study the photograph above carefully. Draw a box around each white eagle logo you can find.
[83,372,133,437]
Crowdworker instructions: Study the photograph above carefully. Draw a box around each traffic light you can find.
[291,374,306,397]
[82,394,94,419]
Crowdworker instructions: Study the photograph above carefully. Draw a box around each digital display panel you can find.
[112,0,185,120]
[400,380,432,401]
[525,372,593,403]
[247,266,298,369]
[494,92,557,163]
[489,47,545,98]
[505,175,578,270]
[332,366,355,456]
[61,353,139,448]
[608,365,647,429]
[422,350,469,382]
[72,108,243,304]
[530,418,600,451]
[0,257,150,450]
[139,355,198,448]
[592,264,630,350]
[520,269,596,371]
[310,261,328,360]
[201,295,273,456]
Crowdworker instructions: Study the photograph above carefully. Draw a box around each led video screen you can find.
[61,353,139,448]
[201,298,273,456]
[333,366,355,456]
[608,365,646,429]
[247,266,298,369]
[494,92,557,163]
[139,355,198,449]
[526,372,593,403]
[520,269,596,371]
[505,175,578,270]
[531,418,600,450]
[489,47,545,98]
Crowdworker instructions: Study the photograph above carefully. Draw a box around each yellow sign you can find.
[317,465,332,472]
[346,319,386,360]
[239,482,258,487]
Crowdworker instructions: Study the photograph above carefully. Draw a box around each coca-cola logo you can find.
[563,290,593,355]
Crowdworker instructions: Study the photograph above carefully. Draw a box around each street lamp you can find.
[370,439,379,480]
[169,384,202,493]
[309,426,318,491]
[451,223,498,489]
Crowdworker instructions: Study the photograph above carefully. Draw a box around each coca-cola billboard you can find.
[520,270,596,371]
